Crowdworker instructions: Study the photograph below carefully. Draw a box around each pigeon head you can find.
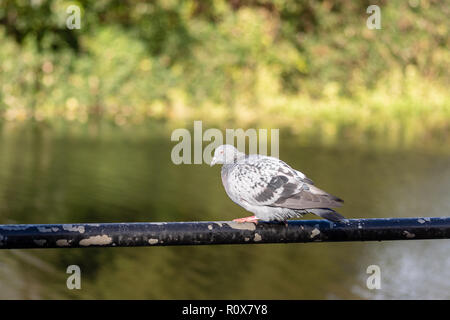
[210,145,244,166]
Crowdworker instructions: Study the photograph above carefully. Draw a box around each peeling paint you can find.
[403,231,415,238]
[33,239,47,246]
[37,226,59,233]
[244,237,250,242]
[227,221,256,231]
[62,224,85,233]
[1,225,29,231]
[418,218,431,224]
[148,238,159,245]
[208,225,213,230]
[310,228,321,238]
[79,235,112,246]
[254,233,262,242]
[56,239,70,247]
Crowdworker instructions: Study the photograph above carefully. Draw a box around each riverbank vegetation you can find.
[0,1,448,147]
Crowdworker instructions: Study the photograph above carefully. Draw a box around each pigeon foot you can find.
[233,216,259,223]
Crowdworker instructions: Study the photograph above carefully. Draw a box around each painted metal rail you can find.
[1,217,449,249]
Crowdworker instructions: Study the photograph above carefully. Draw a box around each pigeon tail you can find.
[307,208,346,223]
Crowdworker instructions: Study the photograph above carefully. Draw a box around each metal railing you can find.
[1,217,449,249]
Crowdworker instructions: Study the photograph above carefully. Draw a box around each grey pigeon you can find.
[210,144,345,223]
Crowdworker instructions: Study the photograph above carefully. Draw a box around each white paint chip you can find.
[148,238,159,245]
[403,231,415,238]
[310,228,321,238]
[62,224,85,233]
[254,233,262,242]
[56,239,70,247]
[33,239,47,246]
[79,235,112,246]
[228,221,256,231]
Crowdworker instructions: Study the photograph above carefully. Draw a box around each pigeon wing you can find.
[270,183,344,209]
[229,156,342,209]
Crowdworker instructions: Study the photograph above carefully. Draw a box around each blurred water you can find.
[0,123,449,299]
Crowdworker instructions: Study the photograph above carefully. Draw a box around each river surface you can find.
[0,123,449,299]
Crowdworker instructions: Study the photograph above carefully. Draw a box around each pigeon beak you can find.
[210,157,217,167]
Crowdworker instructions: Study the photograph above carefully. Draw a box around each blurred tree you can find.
[0,0,448,145]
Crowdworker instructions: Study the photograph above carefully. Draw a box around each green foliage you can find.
[0,0,449,146]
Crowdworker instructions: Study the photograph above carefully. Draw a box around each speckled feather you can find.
[218,149,345,222]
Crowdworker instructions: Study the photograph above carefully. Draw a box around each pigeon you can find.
[210,144,345,223]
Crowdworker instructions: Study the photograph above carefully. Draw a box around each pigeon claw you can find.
[233,216,259,224]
